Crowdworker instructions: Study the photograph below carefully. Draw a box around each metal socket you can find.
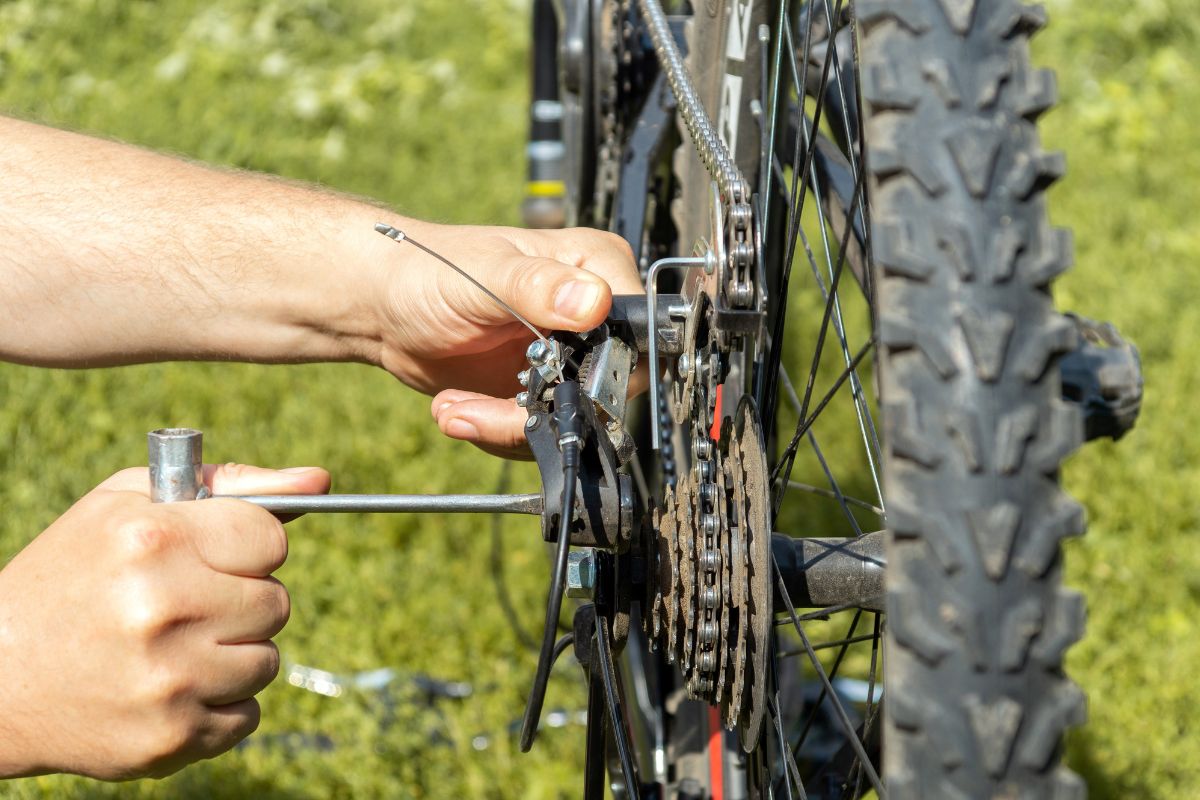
[148,428,206,503]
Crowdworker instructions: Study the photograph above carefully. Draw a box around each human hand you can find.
[0,464,330,780]
[370,223,643,457]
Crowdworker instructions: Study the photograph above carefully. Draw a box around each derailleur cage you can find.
[523,325,639,552]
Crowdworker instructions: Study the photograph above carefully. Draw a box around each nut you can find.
[527,340,551,366]
[566,549,596,598]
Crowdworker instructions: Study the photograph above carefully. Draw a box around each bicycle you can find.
[153,1,1143,796]
[513,1,1141,797]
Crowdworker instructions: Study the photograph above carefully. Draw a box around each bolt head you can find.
[566,549,596,598]
[677,353,692,377]
[525,415,539,430]
[516,391,530,408]
[518,369,531,387]
[526,340,551,366]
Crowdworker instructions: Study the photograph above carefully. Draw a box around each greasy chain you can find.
[637,0,756,306]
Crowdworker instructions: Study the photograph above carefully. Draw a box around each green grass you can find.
[0,0,1196,797]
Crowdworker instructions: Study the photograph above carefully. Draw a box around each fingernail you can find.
[281,466,322,474]
[445,418,479,439]
[436,401,455,417]
[554,279,602,321]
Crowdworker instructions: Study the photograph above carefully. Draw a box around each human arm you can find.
[0,116,641,453]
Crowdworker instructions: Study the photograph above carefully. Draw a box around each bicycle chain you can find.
[637,0,755,307]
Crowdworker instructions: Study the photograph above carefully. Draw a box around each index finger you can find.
[553,230,645,296]
[167,497,289,578]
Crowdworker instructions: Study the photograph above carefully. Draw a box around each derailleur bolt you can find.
[677,352,693,378]
[527,340,551,366]
[566,548,596,599]
[518,369,531,387]
[516,391,530,408]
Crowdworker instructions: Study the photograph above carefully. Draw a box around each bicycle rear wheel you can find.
[651,0,1087,797]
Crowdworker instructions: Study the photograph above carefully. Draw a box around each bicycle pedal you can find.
[1060,314,1143,441]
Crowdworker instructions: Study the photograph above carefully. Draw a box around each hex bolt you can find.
[527,340,551,366]
[677,352,692,377]
[516,391,530,408]
[566,548,596,599]
[518,369,531,387]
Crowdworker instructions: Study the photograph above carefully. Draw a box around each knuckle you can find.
[113,514,177,561]
[147,719,195,772]
[216,461,253,484]
[506,255,551,297]
[215,500,288,572]
[258,641,282,683]
[138,663,191,710]
[128,704,196,777]
[600,230,635,263]
[257,515,288,571]
[255,578,291,632]
[233,699,263,740]
[117,580,180,642]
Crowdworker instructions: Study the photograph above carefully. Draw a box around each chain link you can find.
[637,0,756,308]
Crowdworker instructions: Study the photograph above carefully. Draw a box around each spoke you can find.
[771,336,875,494]
[762,0,843,432]
[846,1,878,313]
[783,159,864,440]
[787,610,861,757]
[818,0,873,287]
[779,364,881,524]
[777,631,878,657]
[787,481,882,516]
[760,0,790,240]
[848,613,883,799]
[774,55,884,510]
[770,692,809,800]
[774,561,886,798]
[773,597,870,625]
[806,430,866,538]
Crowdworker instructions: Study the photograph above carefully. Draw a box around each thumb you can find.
[460,256,612,333]
[93,464,332,499]
[204,463,332,497]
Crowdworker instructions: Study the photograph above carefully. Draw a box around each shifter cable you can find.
[374,223,553,351]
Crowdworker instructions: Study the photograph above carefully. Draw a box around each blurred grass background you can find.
[0,0,1195,797]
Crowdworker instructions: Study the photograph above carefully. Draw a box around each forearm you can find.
[0,116,400,368]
